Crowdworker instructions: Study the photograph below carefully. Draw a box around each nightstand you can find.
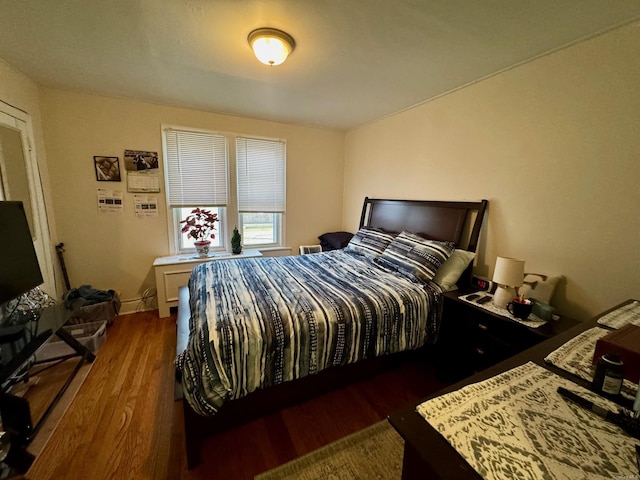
[435,290,580,381]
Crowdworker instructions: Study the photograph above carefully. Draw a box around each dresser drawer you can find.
[469,332,518,370]
[437,292,558,380]
[461,310,541,352]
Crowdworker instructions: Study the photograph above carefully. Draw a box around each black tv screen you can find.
[0,201,44,306]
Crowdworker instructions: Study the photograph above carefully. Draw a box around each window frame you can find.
[162,125,286,255]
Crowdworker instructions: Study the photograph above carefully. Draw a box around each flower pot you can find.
[194,240,211,258]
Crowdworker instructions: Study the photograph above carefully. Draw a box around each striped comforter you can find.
[177,250,443,416]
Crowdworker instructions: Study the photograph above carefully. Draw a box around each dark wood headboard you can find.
[359,197,488,251]
[359,197,489,285]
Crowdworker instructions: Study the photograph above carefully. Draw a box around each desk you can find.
[153,250,262,318]
[389,300,635,479]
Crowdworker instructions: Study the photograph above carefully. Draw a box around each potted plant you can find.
[180,208,219,257]
[231,226,242,254]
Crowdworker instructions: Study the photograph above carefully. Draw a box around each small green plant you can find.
[231,226,242,254]
[180,208,219,242]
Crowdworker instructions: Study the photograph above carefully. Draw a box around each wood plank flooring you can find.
[26,310,451,480]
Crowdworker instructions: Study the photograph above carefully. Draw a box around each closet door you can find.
[0,103,56,298]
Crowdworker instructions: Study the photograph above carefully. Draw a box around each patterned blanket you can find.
[178,250,442,415]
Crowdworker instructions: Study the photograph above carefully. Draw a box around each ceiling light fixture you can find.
[248,28,295,66]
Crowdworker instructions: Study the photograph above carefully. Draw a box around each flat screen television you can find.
[0,201,44,307]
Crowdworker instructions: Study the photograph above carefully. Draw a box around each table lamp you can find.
[492,256,525,308]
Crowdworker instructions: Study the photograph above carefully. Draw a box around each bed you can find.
[176,197,488,468]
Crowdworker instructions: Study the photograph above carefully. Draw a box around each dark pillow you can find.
[318,231,354,251]
[376,230,455,282]
[344,227,395,258]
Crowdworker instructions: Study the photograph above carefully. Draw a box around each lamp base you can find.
[493,286,515,309]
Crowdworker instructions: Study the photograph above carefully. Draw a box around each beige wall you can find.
[343,21,640,321]
[38,89,344,311]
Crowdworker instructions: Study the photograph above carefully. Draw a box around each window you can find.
[239,212,281,246]
[236,137,286,247]
[164,128,228,253]
[163,126,285,254]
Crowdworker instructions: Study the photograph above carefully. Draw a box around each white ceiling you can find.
[1,1,640,130]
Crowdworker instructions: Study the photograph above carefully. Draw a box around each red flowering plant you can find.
[179,208,219,243]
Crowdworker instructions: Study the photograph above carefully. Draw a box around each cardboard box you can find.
[593,324,640,383]
[36,321,107,362]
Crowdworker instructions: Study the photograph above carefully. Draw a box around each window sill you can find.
[173,246,292,257]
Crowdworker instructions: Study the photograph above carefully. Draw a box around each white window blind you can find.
[236,137,286,213]
[165,129,228,208]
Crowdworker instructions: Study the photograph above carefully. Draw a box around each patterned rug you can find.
[254,421,403,480]
[417,362,638,480]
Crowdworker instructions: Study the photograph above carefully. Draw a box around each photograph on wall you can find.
[94,156,121,181]
[124,149,159,171]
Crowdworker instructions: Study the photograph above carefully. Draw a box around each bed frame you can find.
[177,197,488,468]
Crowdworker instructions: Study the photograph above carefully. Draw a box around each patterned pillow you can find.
[344,227,395,258]
[376,231,455,282]
[519,273,563,305]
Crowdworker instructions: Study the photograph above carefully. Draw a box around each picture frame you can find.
[94,156,121,182]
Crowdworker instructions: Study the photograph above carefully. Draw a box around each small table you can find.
[153,250,263,318]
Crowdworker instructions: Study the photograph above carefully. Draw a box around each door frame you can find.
[0,100,57,298]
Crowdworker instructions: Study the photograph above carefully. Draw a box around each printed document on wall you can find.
[97,189,123,214]
[134,194,158,218]
[127,171,161,193]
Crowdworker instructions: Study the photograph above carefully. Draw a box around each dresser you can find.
[389,300,637,480]
[153,250,262,318]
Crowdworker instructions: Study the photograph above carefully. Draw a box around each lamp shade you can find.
[248,28,295,66]
[492,256,525,287]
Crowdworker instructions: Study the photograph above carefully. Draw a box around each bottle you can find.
[592,354,624,396]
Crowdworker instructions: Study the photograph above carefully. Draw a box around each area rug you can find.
[11,357,93,458]
[255,421,404,480]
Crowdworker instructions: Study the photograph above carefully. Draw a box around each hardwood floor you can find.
[25,310,451,480]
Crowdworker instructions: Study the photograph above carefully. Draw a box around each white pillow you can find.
[519,273,562,304]
[432,249,475,291]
